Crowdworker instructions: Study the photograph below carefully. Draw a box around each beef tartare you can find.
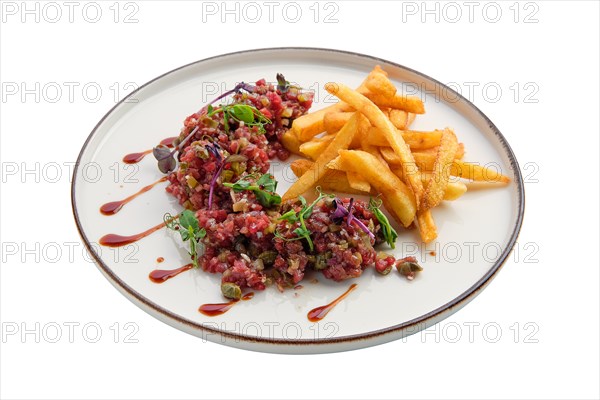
[155,74,418,299]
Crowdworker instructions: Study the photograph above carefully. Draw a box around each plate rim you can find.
[71,47,525,349]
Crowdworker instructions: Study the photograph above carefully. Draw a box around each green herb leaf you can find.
[256,173,278,192]
[222,173,282,208]
[231,104,255,124]
[163,211,206,268]
[369,198,398,249]
[179,209,200,233]
[275,189,334,252]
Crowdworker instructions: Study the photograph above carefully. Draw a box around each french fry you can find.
[361,91,425,114]
[281,129,302,156]
[289,65,387,143]
[290,159,314,178]
[380,147,506,182]
[418,142,465,159]
[365,127,442,149]
[424,174,467,201]
[406,113,416,128]
[347,171,371,192]
[422,128,459,209]
[298,134,335,160]
[390,166,467,201]
[351,112,373,149]
[452,160,510,183]
[292,103,349,141]
[290,159,369,196]
[364,65,397,98]
[337,150,416,227]
[325,82,424,205]
[389,109,408,130]
[323,111,354,134]
[416,209,437,243]
[282,112,360,201]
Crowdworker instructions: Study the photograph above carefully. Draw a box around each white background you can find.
[1,1,598,399]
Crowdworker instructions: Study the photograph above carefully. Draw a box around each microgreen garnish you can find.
[332,198,375,240]
[223,173,282,208]
[276,73,289,93]
[199,81,256,114]
[368,198,398,249]
[164,210,206,268]
[208,103,271,134]
[153,126,199,173]
[276,189,334,252]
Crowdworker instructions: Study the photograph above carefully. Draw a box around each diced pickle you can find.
[186,175,198,189]
[221,169,234,183]
[231,162,247,175]
[314,252,332,270]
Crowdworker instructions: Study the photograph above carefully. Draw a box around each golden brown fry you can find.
[347,171,371,192]
[288,65,388,143]
[364,65,397,98]
[406,113,416,128]
[337,150,416,227]
[291,103,349,142]
[323,111,354,134]
[403,152,509,182]
[290,159,314,178]
[283,113,360,201]
[298,134,335,160]
[452,160,511,183]
[281,129,302,156]
[351,113,373,149]
[325,82,424,205]
[361,91,425,114]
[422,128,459,209]
[365,127,442,149]
[418,142,465,159]
[390,166,467,201]
[290,159,369,196]
[416,209,437,243]
[389,109,408,130]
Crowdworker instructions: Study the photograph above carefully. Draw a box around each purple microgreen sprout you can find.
[332,198,375,240]
[198,82,256,114]
[153,126,199,173]
[276,73,289,93]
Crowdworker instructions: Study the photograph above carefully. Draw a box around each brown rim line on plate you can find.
[71,47,524,354]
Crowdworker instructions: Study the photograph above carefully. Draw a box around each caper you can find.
[396,261,423,281]
[221,282,242,300]
[234,238,247,254]
[377,264,393,275]
[258,250,277,266]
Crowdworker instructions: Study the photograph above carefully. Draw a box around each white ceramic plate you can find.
[72,48,524,354]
